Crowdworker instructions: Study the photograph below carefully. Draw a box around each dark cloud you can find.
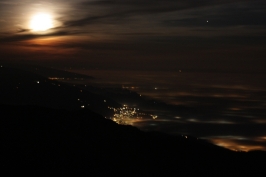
[16,28,30,33]
[0,30,80,43]
[82,0,254,10]
[61,0,262,28]
[163,2,266,28]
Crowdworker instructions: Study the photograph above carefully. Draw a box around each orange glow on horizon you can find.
[210,138,266,152]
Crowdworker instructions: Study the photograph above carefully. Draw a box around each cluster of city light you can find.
[151,115,158,119]
[108,105,158,125]
[108,105,143,125]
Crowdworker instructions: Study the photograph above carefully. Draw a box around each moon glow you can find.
[30,13,53,32]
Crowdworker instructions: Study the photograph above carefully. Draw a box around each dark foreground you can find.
[1,105,265,176]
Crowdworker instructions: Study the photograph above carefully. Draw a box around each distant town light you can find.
[151,115,158,119]
[48,77,65,80]
[81,105,85,108]
[36,81,40,84]
[110,105,143,125]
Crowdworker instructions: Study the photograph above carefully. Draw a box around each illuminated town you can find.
[108,105,157,125]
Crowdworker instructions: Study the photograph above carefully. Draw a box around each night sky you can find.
[0,0,265,71]
[1,0,266,151]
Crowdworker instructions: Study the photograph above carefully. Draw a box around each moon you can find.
[30,13,53,32]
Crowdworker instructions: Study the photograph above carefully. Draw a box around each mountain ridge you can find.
[1,105,265,176]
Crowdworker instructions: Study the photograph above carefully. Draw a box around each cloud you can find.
[0,30,81,43]
[60,0,266,27]
[16,28,30,33]
[1,0,265,39]
[1,0,265,57]
[62,0,202,27]
[162,1,266,28]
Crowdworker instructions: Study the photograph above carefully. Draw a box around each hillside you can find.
[1,105,265,176]
[0,66,119,115]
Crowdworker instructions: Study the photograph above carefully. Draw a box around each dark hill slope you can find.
[0,66,119,114]
[1,105,265,176]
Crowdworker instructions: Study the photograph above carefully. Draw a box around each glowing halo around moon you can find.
[30,13,53,32]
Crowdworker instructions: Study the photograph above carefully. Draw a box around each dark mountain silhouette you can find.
[1,105,265,176]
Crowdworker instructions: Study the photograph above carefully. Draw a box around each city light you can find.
[109,105,143,125]
[108,105,159,125]
[151,115,158,119]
